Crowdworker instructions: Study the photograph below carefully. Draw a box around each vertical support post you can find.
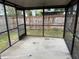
[63,8,68,38]
[3,2,11,46]
[43,7,44,37]
[15,9,20,40]
[71,3,79,55]
[23,10,27,36]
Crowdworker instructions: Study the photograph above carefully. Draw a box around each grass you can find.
[0,32,18,53]
[0,28,63,53]
[27,29,43,36]
[27,28,63,38]
[9,31,19,44]
[0,33,9,53]
[44,28,63,37]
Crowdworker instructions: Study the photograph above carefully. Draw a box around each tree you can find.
[25,10,32,16]
[36,11,42,16]
[6,6,16,16]
[54,8,64,12]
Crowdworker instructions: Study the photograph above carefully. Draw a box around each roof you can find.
[6,0,71,8]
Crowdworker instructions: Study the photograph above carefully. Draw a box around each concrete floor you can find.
[1,37,72,59]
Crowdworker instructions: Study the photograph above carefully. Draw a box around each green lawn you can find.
[27,28,63,38]
[10,31,19,44]
[44,28,63,37]
[0,33,9,53]
[27,29,43,36]
[0,28,63,53]
[0,32,18,53]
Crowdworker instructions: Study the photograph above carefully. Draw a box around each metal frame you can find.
[16,10,26,40]
[23,5,66,10]
[0,0,21,54]
[23,10,27,35]
[64,1,79,59]
[66,0,78,8]
[70,3,78,55]
[4,4,20,44]
[3,2,11,46]
[4,0,25,10]
[64,5,78,55]
[25,8,65,37]
[63,8,68,38]
[0,0,79,59]
[43,7,44,36]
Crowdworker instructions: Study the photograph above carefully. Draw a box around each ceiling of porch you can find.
[6,0,71,8]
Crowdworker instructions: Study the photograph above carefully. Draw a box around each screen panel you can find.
[72,4,79,59]
[26,16,43,26]
[0,4,9,53]
[17,10,25,37]
[66,5,77,33]
[0,32,9,53]
[44,8,64,38]
[5,5,19,44]
[44,26,63,37]
[64,28,73,51]
[76,8,79,38]
[72,37,79,59]
[5,6,17,30]
[64,4,77,54]
[17,10,24,25]
[26,26,43,36]
[0,4,7,32]
[25,9,43,36]
[9,29,19,44]
[18,25,25,36]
